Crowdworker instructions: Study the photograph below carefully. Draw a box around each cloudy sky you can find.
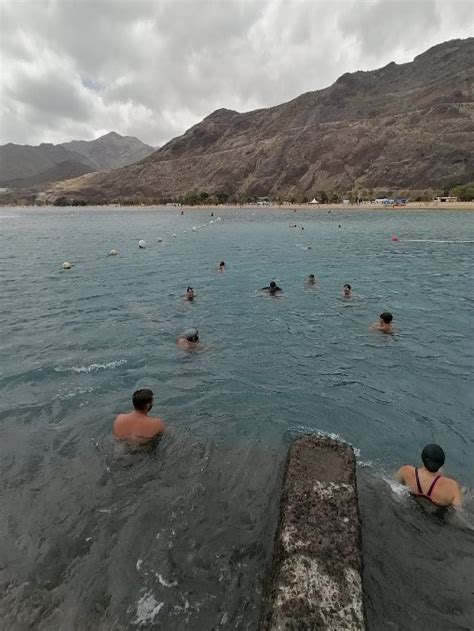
[1,0,472,147]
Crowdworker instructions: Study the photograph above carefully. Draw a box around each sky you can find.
[0,0,472,147]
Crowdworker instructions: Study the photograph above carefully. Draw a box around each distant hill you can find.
[61,131,155,170]
[54,37,473,203]
[0,133,154,188]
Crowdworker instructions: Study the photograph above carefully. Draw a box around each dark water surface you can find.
[0,207,473,629]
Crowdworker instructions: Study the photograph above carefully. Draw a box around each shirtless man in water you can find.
[395,444,462,508]
[113,389,166,444]
[370,312,394,334]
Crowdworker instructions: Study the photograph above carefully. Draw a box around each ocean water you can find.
[0,206,473,630]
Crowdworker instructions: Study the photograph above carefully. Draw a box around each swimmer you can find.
[177,327,201,350]
[307,273,317,286]
[370,312,394,334]
[342,283,352,298]
[262,281,282,295]
[185,286,196,301]
[113,389,166,444]
[395,444,462,509]
[218,261,225,272]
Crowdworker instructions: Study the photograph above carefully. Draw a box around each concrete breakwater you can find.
[261,435,365,630]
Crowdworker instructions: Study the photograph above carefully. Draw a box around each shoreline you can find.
[1,201,474,212]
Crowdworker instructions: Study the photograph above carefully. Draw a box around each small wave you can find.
[54,386,95,399]
[55,359,126,373]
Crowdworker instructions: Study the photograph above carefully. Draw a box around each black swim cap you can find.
[421,444,445,472]
[380,312,393,324]
[344,283,351,290]
[270,281,276,288]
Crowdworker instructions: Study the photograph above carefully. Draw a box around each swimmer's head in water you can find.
[133,388,153,412]
[270,281,276,288]
[309,274,315,280]
[422,444,445,472]
[380,312,393,324]
[187,286,193,293]
[184,327,199,342]
[344,284,351,290]
[219,261,225,267]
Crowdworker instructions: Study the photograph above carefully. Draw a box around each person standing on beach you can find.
[113,389,166,444]
[395,444,462,508]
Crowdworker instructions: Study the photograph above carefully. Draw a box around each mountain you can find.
[50,38,474,202]
[61,131,155,170]
[0,133,154,188]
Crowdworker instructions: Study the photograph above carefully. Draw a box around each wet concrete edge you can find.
[260,435,365,630]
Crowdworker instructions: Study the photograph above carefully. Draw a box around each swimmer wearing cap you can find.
[218,261,226,272]
[370,312,394,334]
[177,327,201,350]
[185,286,196,301]
[395,444,462,508]
[342,283,352,298]
[307,273,317,286]
[113,389,166,445]
[261,281,282,295]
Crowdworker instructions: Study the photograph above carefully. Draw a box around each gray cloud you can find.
[0,0,472,147]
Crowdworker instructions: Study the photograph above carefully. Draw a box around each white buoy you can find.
[138,239,146,248]
[192,226,197,232]
[109,249,118,256]
[62,261,72,269]
[171,233,177,238]
[157,237,163,243]
[210,220,214,224]
[217,217,222,221]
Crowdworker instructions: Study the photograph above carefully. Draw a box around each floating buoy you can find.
[171,233,177,238]
[109,249,118,256]
[157,237,163,243]
[391,235,400,242]
[138,239,146,248]
[192,226,197,232]
[210,220,214,224]
[62,261,72,269]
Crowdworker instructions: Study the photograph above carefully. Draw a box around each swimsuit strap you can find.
[414,468,423,494]
[427,475,442,498]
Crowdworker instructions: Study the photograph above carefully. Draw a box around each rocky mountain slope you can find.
[0,132,154,188]
[52,38,474,201]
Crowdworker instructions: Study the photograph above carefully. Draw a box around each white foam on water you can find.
[383,475,410,499]
[136,558,143,571]
[133,592,164,625]
[55,359,126,373]
[155,573,178,588]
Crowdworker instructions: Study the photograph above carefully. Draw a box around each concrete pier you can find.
[262,435,365,630]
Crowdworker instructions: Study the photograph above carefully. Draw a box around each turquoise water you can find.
[0,207,473,629]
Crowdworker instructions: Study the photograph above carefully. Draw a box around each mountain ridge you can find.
[19,38,474,201]
[0,133,154,188]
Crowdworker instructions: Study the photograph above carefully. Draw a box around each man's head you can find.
[343,283,351,295]
[309,274,315,280]
[380,312,393,324]
[421,444,445,472]
[185,327,199,342]
[133,388,154,412]
[219,261,225,268]
[187,286,193,293]
[270,281,276,288]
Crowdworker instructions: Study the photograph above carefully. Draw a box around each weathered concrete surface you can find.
[261,435,365,630]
